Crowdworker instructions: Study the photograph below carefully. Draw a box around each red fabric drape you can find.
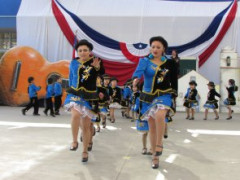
[52,0,75,46]
[102,60,137,86]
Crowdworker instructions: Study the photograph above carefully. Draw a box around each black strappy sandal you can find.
[226,116,232,120]
[142,148,147,155]
[70,142,78,151]
[155,145,163,156]
[152,156,159,169]
[88,142,93,152]
[102,121,106,128]
[96,126,100,132]
[82,152,88,162]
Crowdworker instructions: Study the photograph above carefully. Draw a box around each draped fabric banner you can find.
[17,0,240,84]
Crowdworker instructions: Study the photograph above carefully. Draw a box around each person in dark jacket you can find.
[224,79,238,120]
[44,78,55,117]
[22,76,41,116]
[54,76,63,115]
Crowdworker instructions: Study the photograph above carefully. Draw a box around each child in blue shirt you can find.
[22,76,41,116]
[43,78,55,117]
[54,76,63,115]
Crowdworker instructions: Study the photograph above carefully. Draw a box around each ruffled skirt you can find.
[64,94,97,120]
[183,100,199,109]
[109,102,122,109]
[203,100,218,109]
[224,98,236,106]
[140,94,174,121]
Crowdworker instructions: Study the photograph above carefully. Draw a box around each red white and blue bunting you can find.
[52,0,238,85]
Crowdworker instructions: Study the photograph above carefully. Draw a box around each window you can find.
[0,32,16,50]
[0,32,16,59]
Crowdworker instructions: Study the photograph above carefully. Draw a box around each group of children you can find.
[184,79,238,120]
[22,76,63,117]
[92,74,123,132]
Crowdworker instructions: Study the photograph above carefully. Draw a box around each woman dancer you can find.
[65,39,105,162]
[132,36,177,169]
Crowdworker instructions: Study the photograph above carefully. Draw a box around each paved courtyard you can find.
[0,106,240,180]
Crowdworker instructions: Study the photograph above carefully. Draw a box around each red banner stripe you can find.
[199,0,238,67]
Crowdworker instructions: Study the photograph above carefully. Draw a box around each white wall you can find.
[177,70,220,112]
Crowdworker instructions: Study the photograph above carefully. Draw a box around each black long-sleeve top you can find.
[207,89,221,101]
[76,57,105,91]
[185,88,198,101]
[109,86,122,103]
[226,86,236,100]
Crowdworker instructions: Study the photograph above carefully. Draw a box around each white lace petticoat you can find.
[142,104,169,120]
[109,102,122,109]
[64,102,97,119]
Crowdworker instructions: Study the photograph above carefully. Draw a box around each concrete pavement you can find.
[0,106,240,180]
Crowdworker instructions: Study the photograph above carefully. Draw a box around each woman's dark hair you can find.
[28,76,34,83]
[149,36,168,51]
[172,49,179,58]
[75,39,93,51]
[229,79,238,91]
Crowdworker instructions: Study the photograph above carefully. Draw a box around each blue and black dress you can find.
[132,56,177,120]
[109,86,122,109]
[204,89,221,109]
[131,91,140,112]
[64,57,105,119]
[183,88,198,109]
[224,86,237,106]
[97,86,109,116]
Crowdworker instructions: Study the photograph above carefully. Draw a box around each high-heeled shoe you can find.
[215,116,219,120]
[152,156,159,169]
[102,120,106,128]
[88,142,93,151]
[164,134,168,139]
[142,148,147,155]
[155,145,163,156]
[70,142,78,151]
[226,116,232,120]
[82,152,88,162]
[186,116,190,120]
[96,126,100,132]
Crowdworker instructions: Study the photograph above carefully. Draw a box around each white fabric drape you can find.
[17,0,240,83]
